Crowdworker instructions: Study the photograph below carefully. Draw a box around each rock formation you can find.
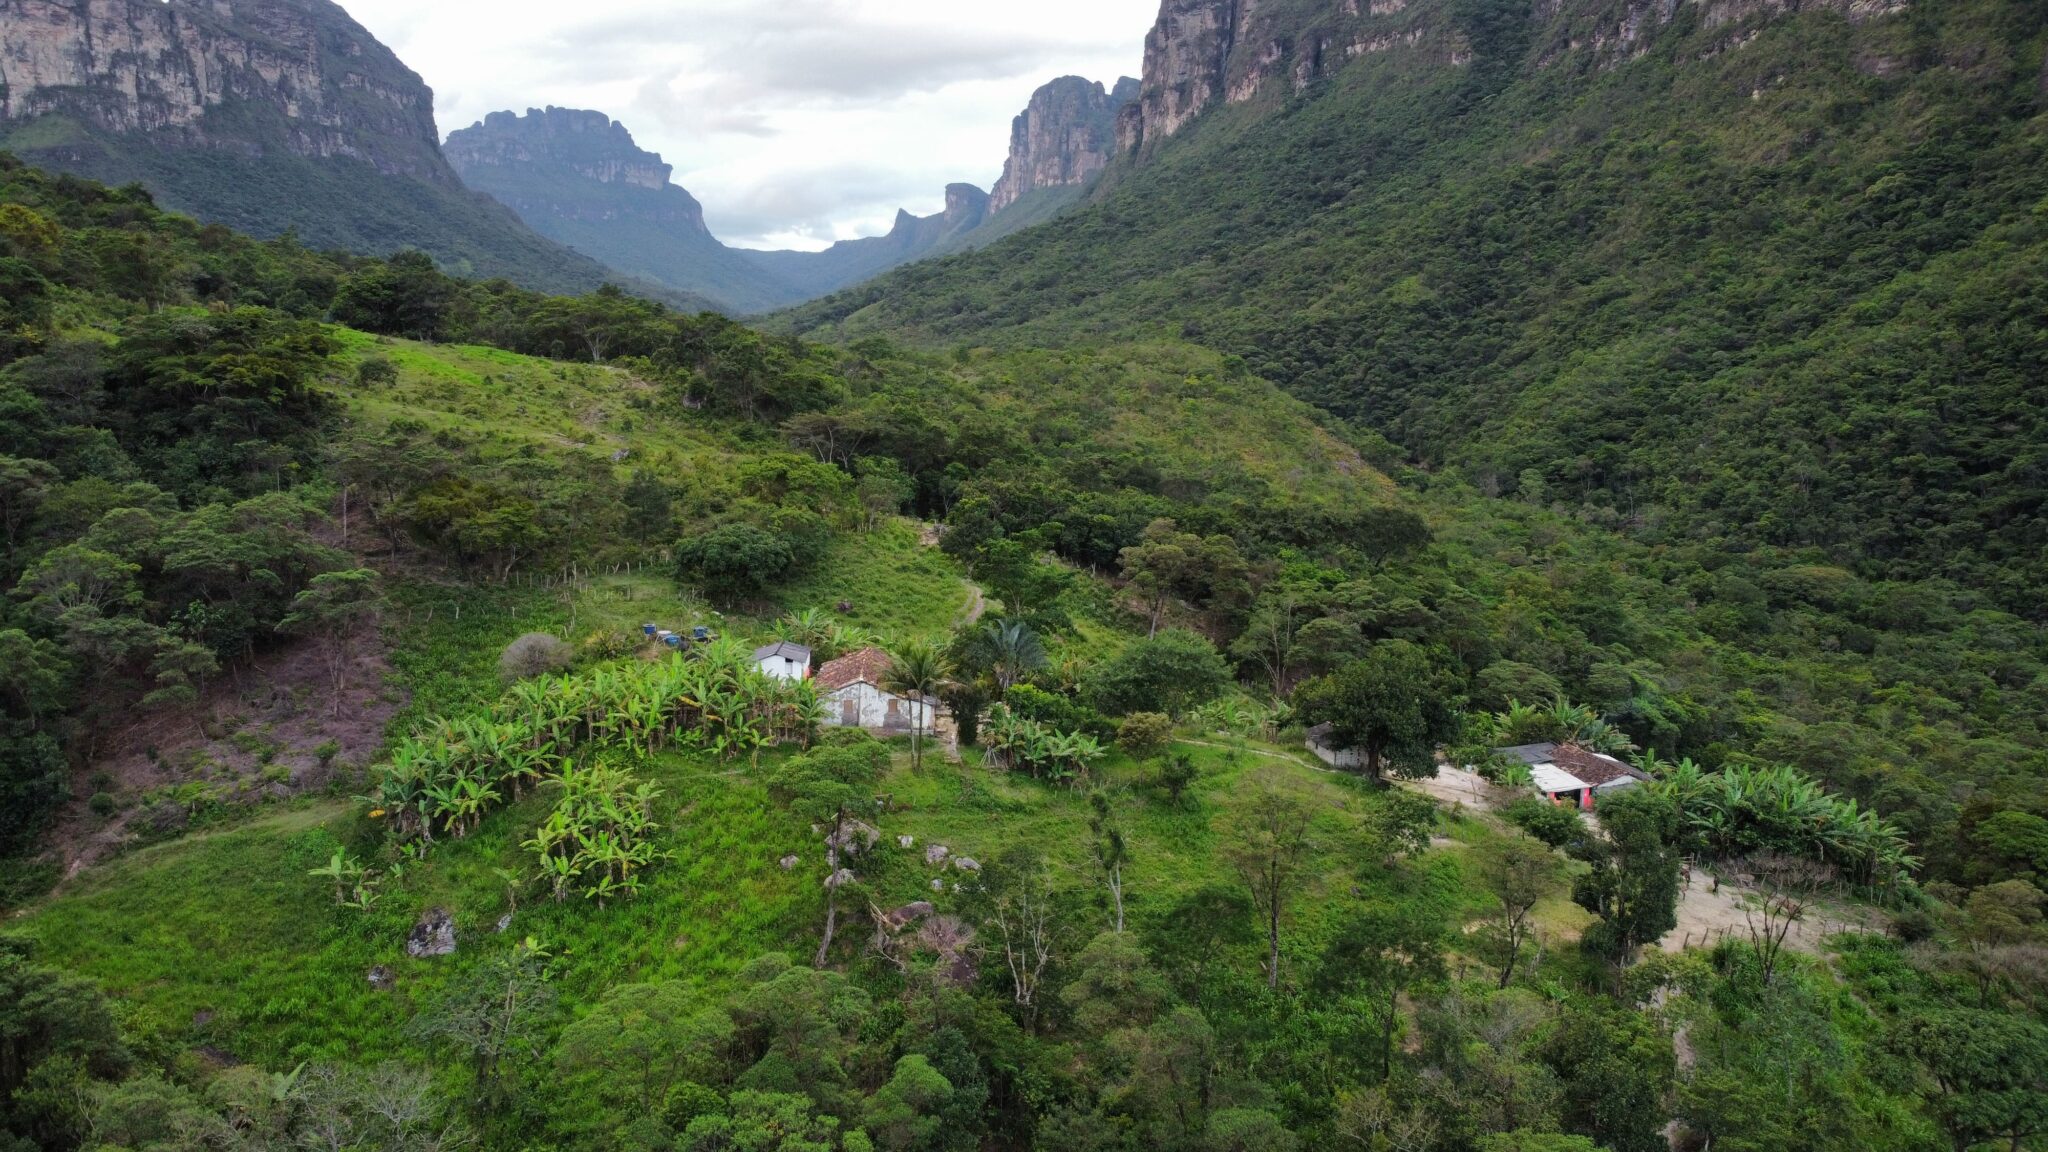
[988,75,1139,215]
[445,108,710,232]
[0,0,448,180]
[0,0,641,297]
[1114,0,1911,154]
[446,105,999,312]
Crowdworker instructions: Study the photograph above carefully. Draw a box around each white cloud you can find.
[337,0,1159,249]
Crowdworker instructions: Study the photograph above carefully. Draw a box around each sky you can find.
[339,0,1161,251]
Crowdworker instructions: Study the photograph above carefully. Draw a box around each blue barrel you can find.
[643,623,658,637]
[664,634,684,649]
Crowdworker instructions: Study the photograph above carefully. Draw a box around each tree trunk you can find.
[1267,899,1282,990]
[816,888,838,968]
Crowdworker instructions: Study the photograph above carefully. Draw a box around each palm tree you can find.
[885,640,954,773]
[976,620,1048,695]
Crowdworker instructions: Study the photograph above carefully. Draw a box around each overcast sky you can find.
[339,0,1159,251]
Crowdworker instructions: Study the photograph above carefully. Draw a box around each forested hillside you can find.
[3,115,2046,1152]
[786,0,2048,617]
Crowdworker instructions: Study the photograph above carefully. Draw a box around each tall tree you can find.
[769,734,890,967]
[1088,791,1131,934]
[884,640,953,774]
[277,568,386,718]
[1222,785,1320,990]
[1295,640,1462,783]
[1474,833,1567,988]
[1571,790,1682,977]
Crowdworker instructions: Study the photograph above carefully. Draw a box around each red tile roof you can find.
[817,647,894,692]
[1549,744,1648,787]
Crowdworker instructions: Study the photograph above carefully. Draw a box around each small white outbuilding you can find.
[753,642,813,683]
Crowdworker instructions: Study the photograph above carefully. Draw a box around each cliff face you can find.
[445,107,711,234]
[1116,0,1912,154]
[0,0,450,181]
[988,75,1139,215]
[0,0,650,298]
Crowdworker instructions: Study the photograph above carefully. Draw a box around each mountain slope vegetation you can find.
[4,0,2048,1135]
[786,0,2048,616]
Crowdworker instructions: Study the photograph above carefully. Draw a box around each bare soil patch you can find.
[44,625,403,884]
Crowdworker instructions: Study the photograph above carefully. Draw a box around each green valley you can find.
[3,0,2047,1149]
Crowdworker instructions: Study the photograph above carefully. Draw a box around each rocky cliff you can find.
[1114,0,1911,154]
[988,75,1139,215]
[0,0,449,180]
[0,0,638,297]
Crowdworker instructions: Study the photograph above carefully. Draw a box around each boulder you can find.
[406,908,457,958]
[780,855,801,871]
[931,878,946,892]
[953,857,982,873]
[899,835,916,849]
[925,845,951,866]
[880,901,936,932]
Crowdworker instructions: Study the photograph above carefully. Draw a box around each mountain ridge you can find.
[0,0,650,296]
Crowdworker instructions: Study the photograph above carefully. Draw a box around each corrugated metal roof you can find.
[753,642,812,663]
[1530,764,1587,794]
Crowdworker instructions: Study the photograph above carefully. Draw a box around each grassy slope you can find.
[18,324,1444,1065]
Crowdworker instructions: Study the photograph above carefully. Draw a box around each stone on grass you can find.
[953,857,981,874]
[406,908,456,958]
[780,855,801,871]
[925,845,951,866]
[367,966,395,990]
[899,835,916,849]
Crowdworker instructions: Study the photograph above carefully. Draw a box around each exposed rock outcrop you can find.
[0,0,644,297]
[1115,0,1914,154]
[0,0,450,181]
[988,75,1139,215]
[445,108,711,233]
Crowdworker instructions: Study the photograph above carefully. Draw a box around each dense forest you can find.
[2,36,2046,1144]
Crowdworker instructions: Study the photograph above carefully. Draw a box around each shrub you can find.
[1005,684,1115,741]
[355,357,398,388]
[1081,630,1232,718]
[1117,713,1175,762]
[500,633,573,682]
[89,791,117,817]
[1504,797,1585,849]
[1154,753,1198,808]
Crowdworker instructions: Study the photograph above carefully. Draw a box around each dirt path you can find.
[959,581,988,626]
[1401,764,1497,812]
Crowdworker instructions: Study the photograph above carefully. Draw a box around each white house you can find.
[753,642,813,683]
[816,648,935,733]
[1305,723,1363,770]
[1499,742,1648,810]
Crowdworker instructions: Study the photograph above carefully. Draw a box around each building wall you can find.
[758,656,808,682]
[1308,738,1362,770]
[824,683,935,732]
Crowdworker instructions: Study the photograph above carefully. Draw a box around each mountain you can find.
[741,184,991,301]
[989,75,1141,215]
[444,107,795,313]
[444,74,1142,313]
[784,0,2048,619]
[0,0,633,295]
[446,105,992,312]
